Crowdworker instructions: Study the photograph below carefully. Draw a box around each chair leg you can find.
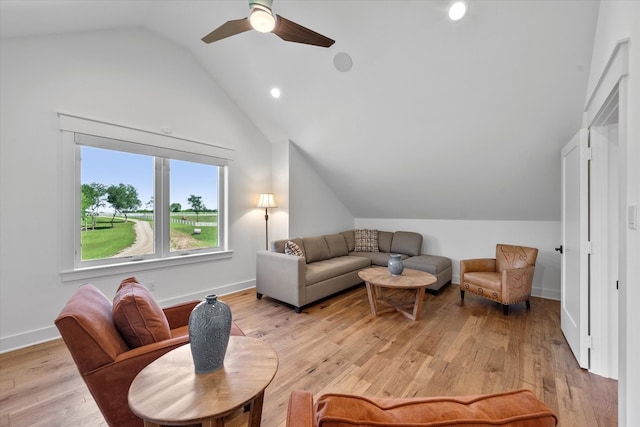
[460,290,465,300]
[525,300,531,309]
[503,304,509,316]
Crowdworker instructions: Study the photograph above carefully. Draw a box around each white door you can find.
[560,129,590,369]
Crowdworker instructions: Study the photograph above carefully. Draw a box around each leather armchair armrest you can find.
[501,265,536,304]
[163,300,199,329]
[82,336,191,427]
[287,390,314,427]
[460,258,496,283]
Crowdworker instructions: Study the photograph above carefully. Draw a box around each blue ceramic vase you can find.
[388,254,404,276]
[188,294,232,373]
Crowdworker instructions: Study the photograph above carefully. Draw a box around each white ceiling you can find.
[0,0,600,220]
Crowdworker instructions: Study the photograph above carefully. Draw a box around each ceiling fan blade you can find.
[202,18,252,44]
[272,15,335,47]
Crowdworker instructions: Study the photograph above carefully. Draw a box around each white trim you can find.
[58,113,234,161]
[60,250,234,283]
[584,39,629,126]
[0,280,256,354]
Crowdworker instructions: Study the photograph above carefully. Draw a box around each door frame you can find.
[583,38,629,422]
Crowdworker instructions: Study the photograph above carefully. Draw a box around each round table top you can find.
[128,336,278,425]
[358,266,436,289]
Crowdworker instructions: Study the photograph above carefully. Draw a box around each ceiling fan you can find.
[201,0,335,48]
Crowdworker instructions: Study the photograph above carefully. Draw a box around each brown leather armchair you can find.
[286,389,557,426]
[55,284,244,427]
[460,244,538,315]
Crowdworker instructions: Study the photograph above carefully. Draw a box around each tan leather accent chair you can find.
[286,389,557,426]
[460,244,539,315]
[55,283,244,426]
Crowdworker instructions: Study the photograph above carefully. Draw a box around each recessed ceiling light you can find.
[270,87,281,98]
[449,1,467,21]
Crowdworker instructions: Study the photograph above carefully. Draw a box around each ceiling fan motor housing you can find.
[249,0,273,11]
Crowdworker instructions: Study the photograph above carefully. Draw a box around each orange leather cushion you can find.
[315,389,557,427]
[112,277,171,348]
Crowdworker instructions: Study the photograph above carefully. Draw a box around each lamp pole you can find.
[257,193,276,250]
[263,207,269,250]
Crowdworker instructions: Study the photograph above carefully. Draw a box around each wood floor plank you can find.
[0,283,617,426]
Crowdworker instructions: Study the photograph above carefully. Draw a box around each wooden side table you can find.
[128,336,278,427]
[358,267,436,321]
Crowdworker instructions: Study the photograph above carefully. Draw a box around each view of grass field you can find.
[81,213,218,260]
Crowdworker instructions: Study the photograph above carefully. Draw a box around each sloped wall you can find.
[0,28,272,351]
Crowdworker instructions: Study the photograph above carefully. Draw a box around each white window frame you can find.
[59,113,234,282]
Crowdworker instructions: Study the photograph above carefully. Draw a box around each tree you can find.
[106,184,140,227]
[187,194,206,222]
[170,203,182,212]
[81,182,106,230]
[145,196,154,212]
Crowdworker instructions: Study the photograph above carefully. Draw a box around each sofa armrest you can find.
[163,300,199,329]
[256,250,306,308]
[287,390,314,427]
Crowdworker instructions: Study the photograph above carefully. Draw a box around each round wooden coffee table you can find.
[128,336,278,427]
[358,267,436,321]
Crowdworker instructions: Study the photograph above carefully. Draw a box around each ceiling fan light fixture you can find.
[449,1,468,21]
[249,5,276,33]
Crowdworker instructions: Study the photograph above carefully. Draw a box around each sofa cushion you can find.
[355,229,379,253]
[303,236,332,263]
[314,389,558,427]
[377,231,393,253]
[112,277,171,349]
[390,231,422,257]
[403,255,452,275]
[305,256,371,286]
[351,252,409,267]
[285,240,305,257]
[324,234,349,258]
[340,230,356,252]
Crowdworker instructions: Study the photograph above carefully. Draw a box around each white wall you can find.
[288,142,354,237]
[355,218,560,299]
[584,2,640,425]
[0,28,272,352]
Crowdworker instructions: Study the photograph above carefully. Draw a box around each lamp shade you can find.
[257,193,277,209]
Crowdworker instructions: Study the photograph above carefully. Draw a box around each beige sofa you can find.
[256,230,452,312]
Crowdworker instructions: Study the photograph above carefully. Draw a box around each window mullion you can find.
[156,157,169,258]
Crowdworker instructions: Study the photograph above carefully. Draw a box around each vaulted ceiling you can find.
[0,0,600,220]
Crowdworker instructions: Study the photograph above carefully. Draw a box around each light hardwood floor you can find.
[1,283,617,427]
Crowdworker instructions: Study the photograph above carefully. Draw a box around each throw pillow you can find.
[112,277,171,348]
[284,240,304,257]
[354,229,379,252]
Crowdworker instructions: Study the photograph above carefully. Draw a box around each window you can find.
[59,114,233,280]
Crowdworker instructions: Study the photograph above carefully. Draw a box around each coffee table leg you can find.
[365,281,379,316]
[248,390,265,427]
[412,287,426,321]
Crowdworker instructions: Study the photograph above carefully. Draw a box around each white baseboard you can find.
[0,279,256,354]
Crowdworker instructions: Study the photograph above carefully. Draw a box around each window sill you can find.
[61,250,234,283]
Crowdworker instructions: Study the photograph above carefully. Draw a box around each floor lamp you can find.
[257,193,276,250]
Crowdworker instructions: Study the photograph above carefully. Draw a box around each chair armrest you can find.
[82,336,191,427]
[501,265,536,304]
[163,300,200,329]
[460,258,496,282]
[287,390,314,427]
[256,250,307,308]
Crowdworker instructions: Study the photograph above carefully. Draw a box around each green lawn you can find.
[81,214,218,260]
[81,217,134,260]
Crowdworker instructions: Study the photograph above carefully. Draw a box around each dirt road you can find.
[115,219,154,257]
